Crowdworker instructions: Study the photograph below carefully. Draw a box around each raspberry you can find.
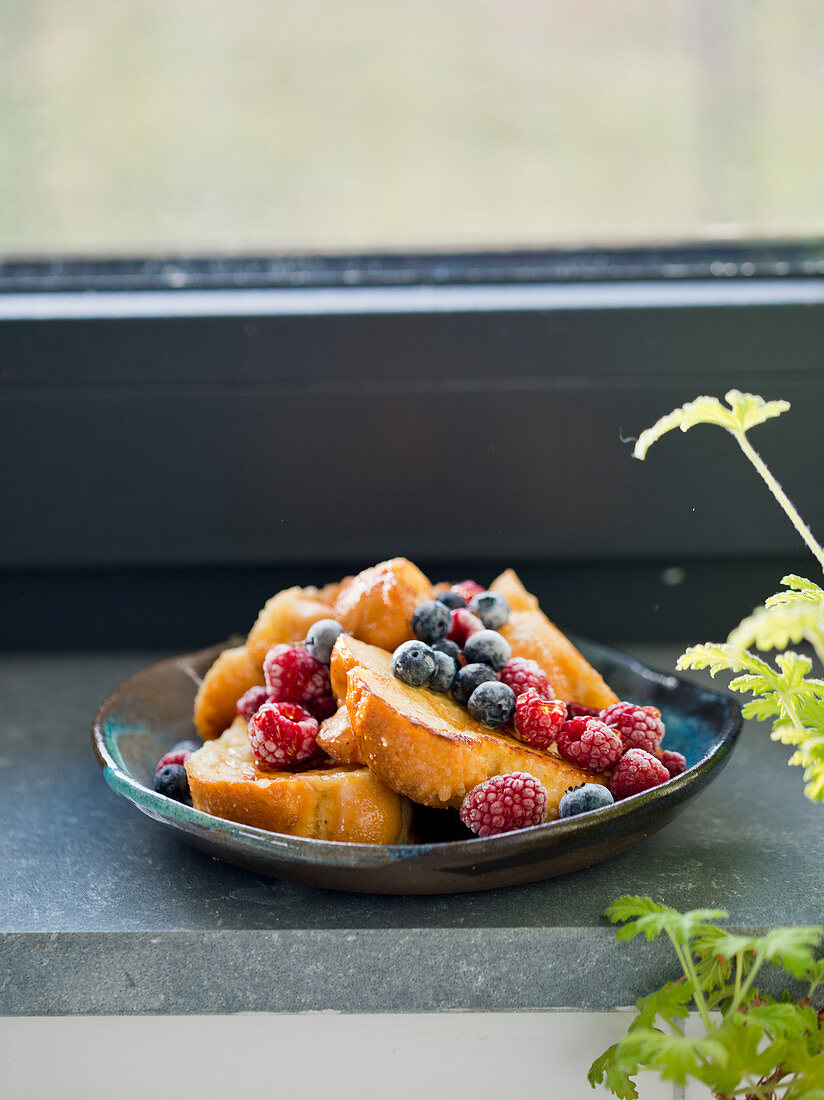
[659,749,687,778]
[610,748,670,799]
[459,772,548,837]
[446,608,485,647]
[514,690,566,749]
[248,702,320,770]
[566,701,600,719]
[556,717,623,773]
[601,701,665,755]
[236,685,272,720]
[452,580,485,604]
[263,644,335,719]
[499,657,554,699]
[155,748,193,771]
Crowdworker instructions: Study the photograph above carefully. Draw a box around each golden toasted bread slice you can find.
[195,586,338,739]
[335,637,606,814]
[491,570,618,709]
[186,717,413,843]
[246,586,335,666]
[330,633,392,704]
[193,645,265,740]
[316,706,363,766]
[333,558,433,651]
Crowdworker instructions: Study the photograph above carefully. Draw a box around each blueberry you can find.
[463,629,511,671]
[171,739,201,755]
[452,663,499,706]
[154,763,190,801]
[391,640,436,687]
[437,590,466,610]
[411,600,452,644]
[432,639,463,667]
[468,591,510,630]
[467,681,516,728]
[429,650,458,693]
[303,618,345,665]
[558,783,615,818]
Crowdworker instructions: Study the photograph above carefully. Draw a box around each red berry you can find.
[659,749,687,778]
[236,685,272,720]
[263,644,335,719]
[514,690,566,749]
[556,717,623,773]
[446,608,485,647]
[601,702,665,755]
[499,658,554,699]
[459,772,548,837]
[610,748,670,799]
[155,748,192,771]
[452,580,485,604]
[248,702,320,770]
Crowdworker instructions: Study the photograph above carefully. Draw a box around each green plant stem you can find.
[734,430,824,574]
[728,946,766,1017]
[666,930,713,1030]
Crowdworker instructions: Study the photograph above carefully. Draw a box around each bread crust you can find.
[316,706,363,766]
[194,586,338,739]
[193,645,264,740]
[333,558,432,651]
[246,586,335,667]
[186,718,412,843]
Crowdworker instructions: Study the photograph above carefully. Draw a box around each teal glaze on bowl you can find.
[92,638,742,895]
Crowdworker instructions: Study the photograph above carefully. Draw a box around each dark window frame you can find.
[2,242,823,646]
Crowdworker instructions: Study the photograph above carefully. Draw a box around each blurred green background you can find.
[2,0,823,255]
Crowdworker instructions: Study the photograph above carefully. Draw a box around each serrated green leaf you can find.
[744,1001,820,1040]
[741,697,784,721]
[729,601,824,661]
[630,981,694,1031]
[632,390,790,460]
[758,927,824,980]
[767,574,824,607]
[588,1041,642,1099]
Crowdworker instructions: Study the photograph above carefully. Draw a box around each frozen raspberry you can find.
[514,690,567,749]
[601,701,665,755]
[236,685,272,720]
[263,644,335,719]
[248,702,320,770]
[610,748,670,799]
[499,657,554,699]
[155,747,193,771]
[459,772,548,837]
[659,749,687,778]
[556,717,623,773]
[452,580,485,604]
[446,608,485,647]
[566,701,600,719]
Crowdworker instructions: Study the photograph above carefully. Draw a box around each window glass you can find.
[3,0,823,254]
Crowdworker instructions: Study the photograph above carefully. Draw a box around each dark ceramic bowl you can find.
[92,638,742,895]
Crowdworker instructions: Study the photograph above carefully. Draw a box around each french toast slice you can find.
[330,633,392,704]
[193,645,265,740]
[491,569,618,709]
[333,558,433,651]
[186,717,413,843]
[193,586,336,739]
[333,637,607,814]
[316,706,363,766]
[246,585,335,666]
